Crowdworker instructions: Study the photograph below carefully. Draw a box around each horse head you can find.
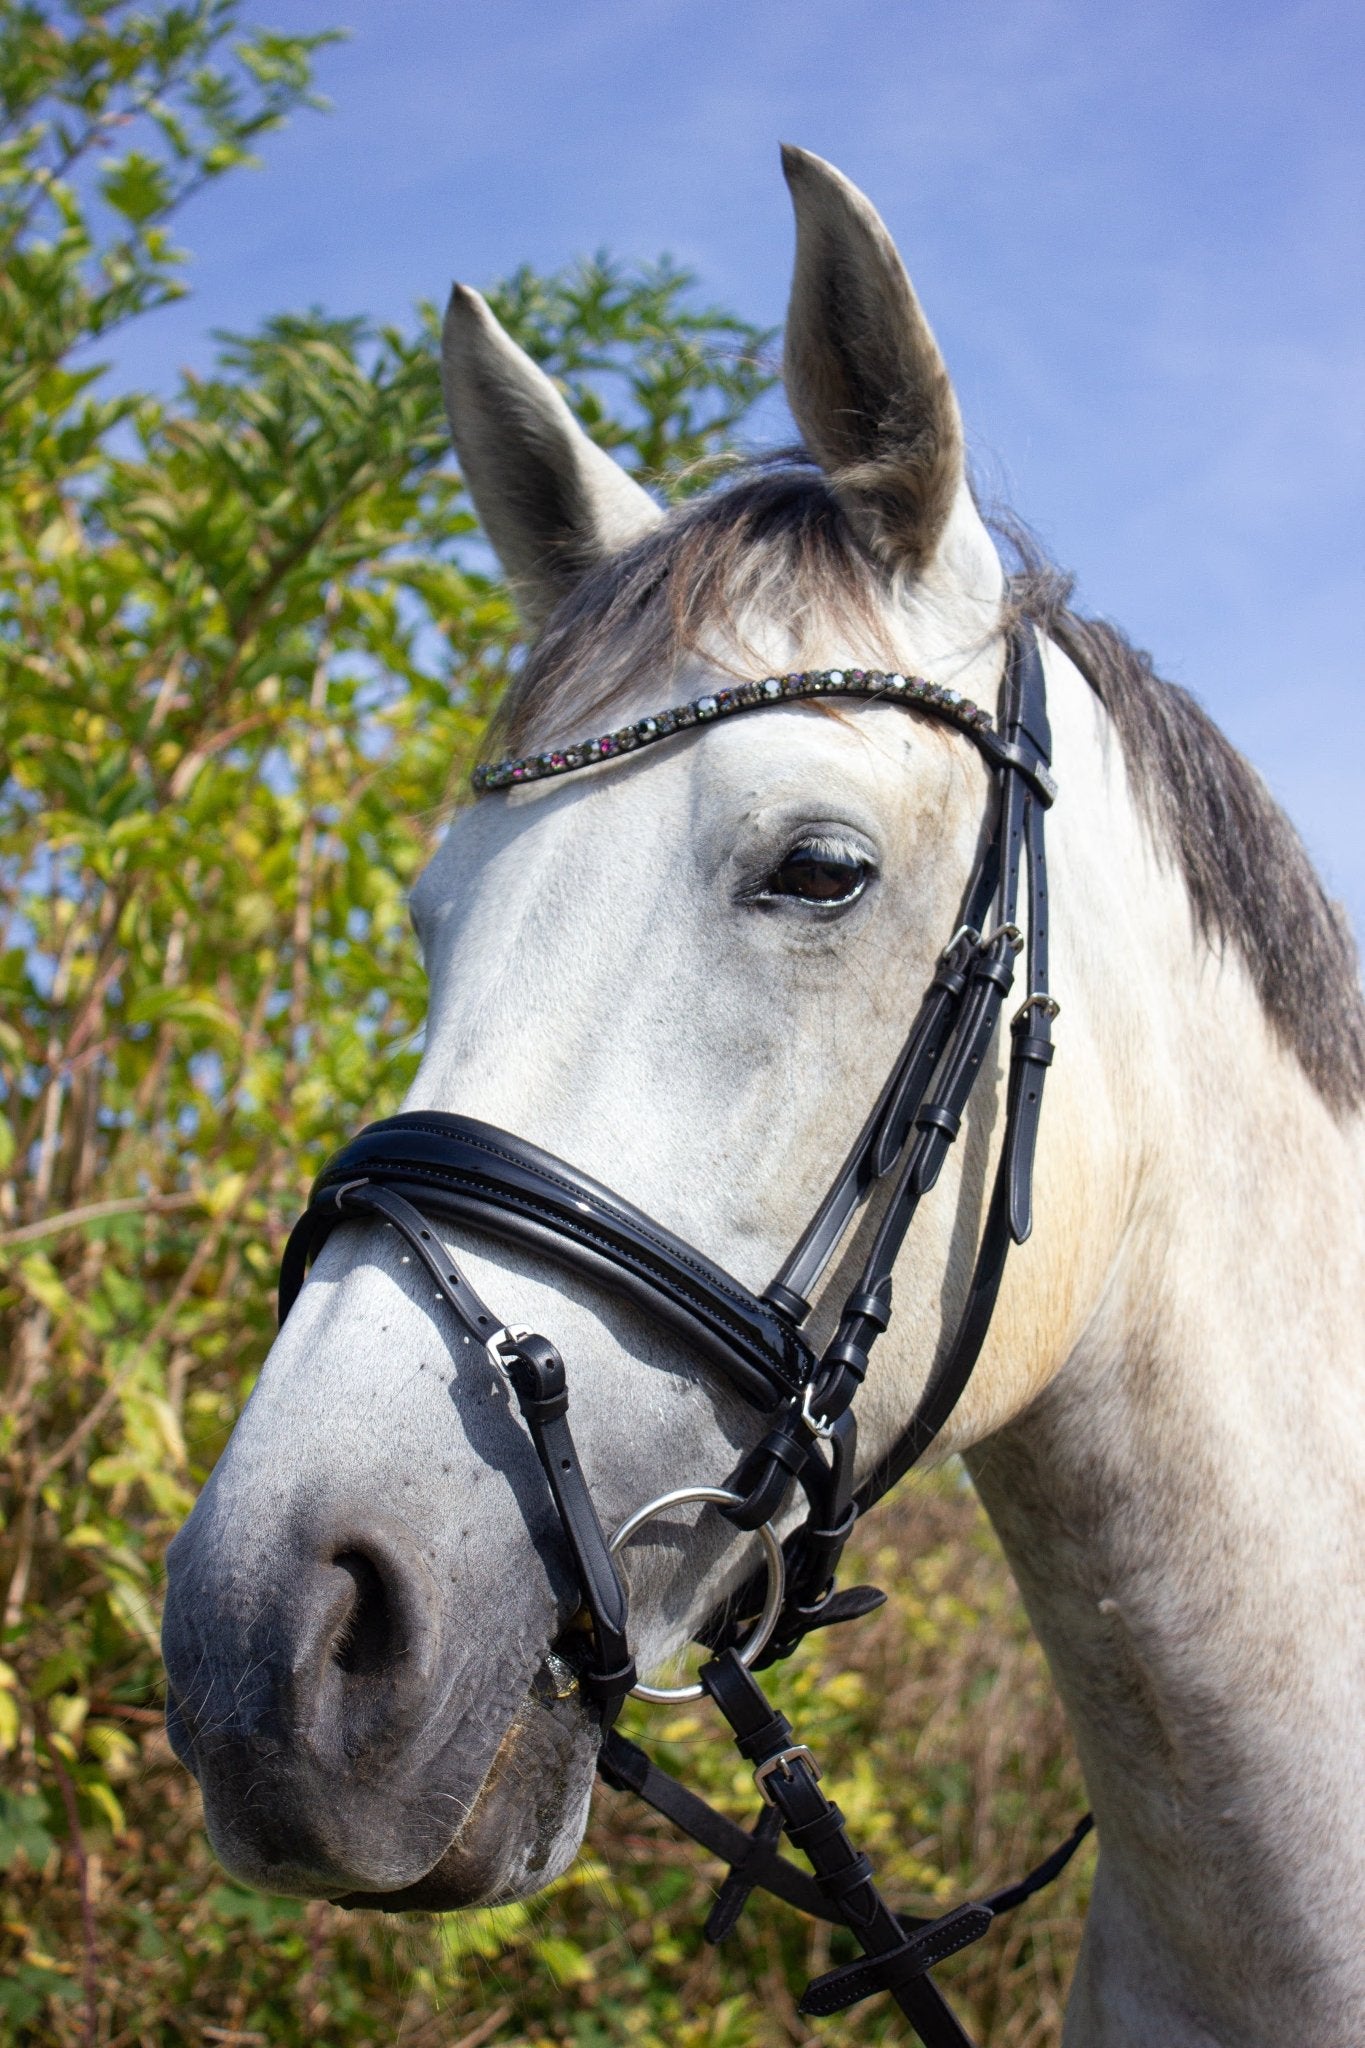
[161,146,1077,1909]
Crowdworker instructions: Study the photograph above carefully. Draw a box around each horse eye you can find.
[761,842,872,906]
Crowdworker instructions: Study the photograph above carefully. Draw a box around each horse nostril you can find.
[332,1551,398,1678]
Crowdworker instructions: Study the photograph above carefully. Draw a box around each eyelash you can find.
[755,836,875,908]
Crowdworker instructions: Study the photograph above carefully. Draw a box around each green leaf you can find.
[0,1963,81,2022]
[0,1790,54,1873]
[99,151,173,226]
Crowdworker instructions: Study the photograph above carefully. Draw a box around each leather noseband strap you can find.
[280,1112,816,1411]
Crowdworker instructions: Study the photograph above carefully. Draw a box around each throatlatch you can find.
[278,622,1092,2042]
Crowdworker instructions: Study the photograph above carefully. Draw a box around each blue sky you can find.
[113,0,1364,937]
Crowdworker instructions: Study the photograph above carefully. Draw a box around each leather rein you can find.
[278,623,1092,2044]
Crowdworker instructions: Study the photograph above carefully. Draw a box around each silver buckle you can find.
[486,1323,532,1375]
[754,1745,821,1803]
[1013,991,1061,1025]
[938,924,979,962]
[800,1382,836,1440]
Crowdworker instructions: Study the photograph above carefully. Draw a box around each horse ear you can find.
[781,146,990,586]
[441,285,662,627]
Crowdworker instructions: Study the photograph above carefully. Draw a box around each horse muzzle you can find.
[161,1493,598,1904]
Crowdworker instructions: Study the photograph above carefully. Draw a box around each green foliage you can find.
[0,0,338,487]
[0,5,1088,2042]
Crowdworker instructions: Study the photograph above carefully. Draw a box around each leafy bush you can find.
[0,5,1090,2041]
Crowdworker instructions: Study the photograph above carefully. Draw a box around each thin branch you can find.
[0,1189,204,1251]
[447,2007,513,2048]
[1,1489,37,1635]
[88,1699,163,1726]
[165,707,278,801]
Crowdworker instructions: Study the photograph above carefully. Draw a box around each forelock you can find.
[492,463,893,752]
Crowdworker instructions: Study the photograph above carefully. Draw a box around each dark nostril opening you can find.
[332,1551,396,1678]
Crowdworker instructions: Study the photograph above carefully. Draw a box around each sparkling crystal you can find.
[466,647,1005,803]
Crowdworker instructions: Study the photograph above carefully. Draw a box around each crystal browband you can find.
[471,666,1057,797]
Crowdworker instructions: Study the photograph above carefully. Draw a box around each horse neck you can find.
[967,643,1365,2045]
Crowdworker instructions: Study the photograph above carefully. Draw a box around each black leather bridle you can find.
[278,623,1091,2044]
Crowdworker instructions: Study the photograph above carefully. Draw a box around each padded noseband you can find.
[280,1111,816,1411]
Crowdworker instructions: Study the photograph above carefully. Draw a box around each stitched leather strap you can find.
[281,1112,815,1412]
[598,1727,1094,1945]
[799,1906,995,2018]
[497,1333,636,1718]
[285,1183,636,1718]
[764,927,981,1314]
[702,1650,976,2047]
[598,1730,837,1920]
[851,623,1056,1506]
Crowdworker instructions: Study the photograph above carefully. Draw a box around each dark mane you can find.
[1002,525,1365,1115]
[493,464,1365,1115]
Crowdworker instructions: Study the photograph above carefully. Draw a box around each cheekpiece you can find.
[471,669,994,793]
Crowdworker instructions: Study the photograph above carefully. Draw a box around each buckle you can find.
[754,1745,821,1803]
[800,1382,836,1440]
[1013,990,1060,1025]
[486,1323,533,1374]
[937,924,979,963]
